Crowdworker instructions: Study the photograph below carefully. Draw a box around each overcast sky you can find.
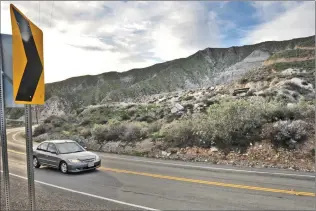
[1,1,315,83]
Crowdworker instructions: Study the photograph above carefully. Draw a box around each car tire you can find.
[59,161,68,174]
[33,156,41,168]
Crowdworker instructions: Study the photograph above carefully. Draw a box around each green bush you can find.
[80,118,91,126]
[34,125,47,137]
[120,112,131,121]
[151,132,164,140]
[268,60,315,71]
[200,99,266,148]
[91,122,147,143]
[182,95,195,101]
[91,123,123,142]
[120,123,143,142]
[161,119,200,148]
[147,121,163,134]
[33,124,53,137]
[44,115,58,124]
[269,49,314,60]
[80,128,91,138]
[261,120,309,147]
[239,77,248,84]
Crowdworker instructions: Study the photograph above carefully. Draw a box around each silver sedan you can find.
[33,140,101,174]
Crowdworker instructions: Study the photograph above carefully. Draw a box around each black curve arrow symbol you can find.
[12,7,43,102]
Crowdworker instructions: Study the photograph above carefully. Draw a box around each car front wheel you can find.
[60,161,68,174]
[33,156,41,168]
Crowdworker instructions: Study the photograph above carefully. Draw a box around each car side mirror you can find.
[84,147,87,150]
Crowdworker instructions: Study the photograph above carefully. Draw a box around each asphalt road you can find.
[1,127,316,210]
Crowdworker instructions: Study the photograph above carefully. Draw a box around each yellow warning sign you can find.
[10,4,45,104]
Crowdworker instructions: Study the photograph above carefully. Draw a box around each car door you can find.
[36,142,49,164]
[46,143,59,168]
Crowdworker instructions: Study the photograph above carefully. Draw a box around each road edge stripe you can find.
[7,172,160,211]
[100,155,315,179]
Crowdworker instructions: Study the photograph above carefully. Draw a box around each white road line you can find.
[12,131,23,142]
[7,129,22,134]
[101,155,315,179]
[7,172,159,211]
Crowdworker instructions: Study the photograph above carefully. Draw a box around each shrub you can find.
[136,116,156,123]
[33,125,47,137]
[182,95,195,101]
[200,99,266,149]
[151,132,164,140]
[161,119,200,148]
[43,116,66,127]
[283,81,312,95]
[147,121,163,134]
[196,98,305,149]
[140,127,149,139]
[91,123,123,142]
[183,103,194,110]
[44,115,61,124]
[80,128,91,138]
[262,120,309,147]
[262,100,314,122]
[120,112,131,121]
[80,118,91,126]
[91,124,106,141]
[120,123,142,142]
[91,122,147,143]
[76,108,85,115]
[239,77,249,84]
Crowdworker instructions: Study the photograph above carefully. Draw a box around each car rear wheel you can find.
[60,161,68,174]
[33,156,41,168]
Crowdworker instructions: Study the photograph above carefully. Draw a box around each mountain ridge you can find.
[8,34,302,120]
[46,35,315,85]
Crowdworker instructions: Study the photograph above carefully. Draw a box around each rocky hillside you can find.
[31,35,315,171]
[40,35,314,112]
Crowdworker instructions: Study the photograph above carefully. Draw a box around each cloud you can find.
[241,1,315,45]
[1,1,314,83]
[1,1,223,83]
[250,1,302,23]
[67,44,105,52]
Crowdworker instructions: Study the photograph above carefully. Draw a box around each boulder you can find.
[171,103,184,114]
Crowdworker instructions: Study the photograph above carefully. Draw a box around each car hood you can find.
[59,151,97,161]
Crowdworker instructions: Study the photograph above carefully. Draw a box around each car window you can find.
[38,143,48,151]
[55,142,84,154]
[47,143,57,153]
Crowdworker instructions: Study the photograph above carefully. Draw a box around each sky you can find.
[1,1,315,83]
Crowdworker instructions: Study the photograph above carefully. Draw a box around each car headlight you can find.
[68,159,81,163]
[95,155,100,161]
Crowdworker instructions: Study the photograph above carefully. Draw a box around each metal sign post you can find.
[0,34,11,211]
[10,3,45,210]
[8,4,45,210]
[25,104,35,210]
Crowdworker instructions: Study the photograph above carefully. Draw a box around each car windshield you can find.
[55,142,84,154]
